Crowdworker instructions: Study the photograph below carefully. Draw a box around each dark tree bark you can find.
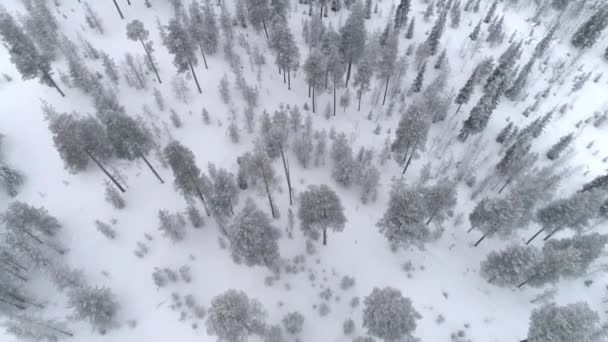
[141,39,162,83]
[382,75,390,105]
[139,154,164,184]
[279,145,293,205]
[526,227,545,244]
[85,150,126,193]
[188,58,202,94]
[345,57,353,87]
[402,148,415,175]
[260,164,276,218]
[358,86,363,111]
[198,44,209,70]
[455,103,462,114]
[312,80,316,113]
[333,83,337,116]
[112,0,125,19]
[288,70,291,90]
[323,228,327,245]
[474,227,498,247]
[43,71,65,97]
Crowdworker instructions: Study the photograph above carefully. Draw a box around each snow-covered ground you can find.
[1,0,607,341]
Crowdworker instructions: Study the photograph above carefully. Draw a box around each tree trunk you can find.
[467,226,475,233]
[85,150,125,193]
[260,164,276,218]
[280,145,293,206]
[455,103,462,114]
[112,0,124,19]
[0,264,27,282]
[44,72,66,97]
[199,44,208,70]
[262,20,270,40]
[312,80,316,113]
[323,228,327,245]
[126,0,131,5]
[288,70,291,90]
[308,82,311,97]
[382,75,390,105]
[402,149,415,175]
[526,227,545,244]
[474,227,497,247]
[141,39,162,83]
[345,57,352,87]
[283,69,287,83]
[517,273,539,288]
[0,297,26,310]
[543,227,561,241]
[358,86,363,111]
[188,58,202,94]
[426,211,437,225]
[498,177,512,194]
[333,83,337,116]
[190,177,211,216]
[140,154,164,184]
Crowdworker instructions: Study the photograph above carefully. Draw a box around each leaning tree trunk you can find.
[198,44,209,70]
[85,150,126,193]
[526,227,545,244]
[112,0,124,19]
[262,20,270,40]
[402,146,415,175]
[543,227,561,241]
[345,56,353,87]
[382,75,390,105]
[139,153,164,184]
[280,145,293,206]
[474,226,498,247]
[455,103,462,114]
[43,71,65,97]
[260,164,277,218]
[141,39,162,83]
[187,58,202,94]
[189,175,211,216]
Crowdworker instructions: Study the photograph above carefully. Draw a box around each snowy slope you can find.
[0,0,607,341]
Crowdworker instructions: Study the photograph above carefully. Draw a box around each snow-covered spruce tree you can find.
[409,62,426,93]
[304,49,327,113]
[21,0,59,61]
[542,233,608,279]
[450,0,461,28]
[282,311,304,335]
[340,0,367,87]
[480,244,542,287]
[0,10,64,96]
[352,43,376,111]
[483,0,498,23]
[163,140,210,215]
[405,17,415,39]
[571,6,608,50]
[469,20,481,41]
[531,189,606,242]
[101,52,120,84]
[391,104,431,175]
[162,17,202,93]
[468,197,516,246]
[96,106,164,183]
[292,115,314,168]
[505,56,535,101]
[377,180,432,249]
[188,0,214,69]
[206,289,267,341]
[421,179,457,225]
[363,287,421,341]
[204,163,239,217]
[377,23,399,105]
[423,5,448,57]
[261,108,293,204]
[496,122,514,144]
[201,0,220,54]
[0,137,24,197]
[580,173,608,193]
[126,19,161,84]
[454,66,477,113]
[67,285,119,334]
[1,201,64,265]
[269,18,300,90]
[546,133,574,160]
[522,302,606,342]
[298,184,346,245]
[157,209,186,241]
[45,109,125,192]
[394,0,411,29]
[227,198,281,267]
[104,182,125,209]
[457,78,504,142]
[485,16,504,45]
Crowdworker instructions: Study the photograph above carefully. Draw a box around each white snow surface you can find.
[0,0,607,341]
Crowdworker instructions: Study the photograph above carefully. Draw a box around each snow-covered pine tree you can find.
[269,18,300,90]
[227,199,281,267]
[157,209,186,241]
[523,302,605,342]
[410,62,426,93]
[340,0,367,87]
[67,285,120,334]
[377,23,399,105]
[204,163,239,217]
[126,19,162,83]
[0,11,64,96]
[330,133,356,186]
[483,0,498,23]
[163,140,210,214]
[480,244,542,287]
[162,17,202,93]
[304,49,327,113]
[391,104,430,175]
[206,289,267,341]
[297,184,346,245]
[363,287,421,341]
